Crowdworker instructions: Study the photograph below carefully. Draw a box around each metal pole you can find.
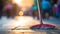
[37,0,43,24]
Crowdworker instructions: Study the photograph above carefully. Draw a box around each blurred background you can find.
[0,0,60,19]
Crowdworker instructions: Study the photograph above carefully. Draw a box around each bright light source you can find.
[19,11,24,16]
[12,0,34,11]
[12,0,22,5]
[12,0,34,6]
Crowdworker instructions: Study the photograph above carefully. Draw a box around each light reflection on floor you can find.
[0,30,60,34]
[0,16,60,34]
[0,16,40,30]
[14,16,40,27]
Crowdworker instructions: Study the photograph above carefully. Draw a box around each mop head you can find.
[30,24,56,30]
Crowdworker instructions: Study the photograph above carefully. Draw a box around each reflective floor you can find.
[0,16,60,34]
[0,30,60,34]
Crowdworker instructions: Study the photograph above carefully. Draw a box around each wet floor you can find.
[0,16,60,34]
[0,30,60,34]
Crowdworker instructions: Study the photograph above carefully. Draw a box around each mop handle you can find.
[37,0,43,24]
